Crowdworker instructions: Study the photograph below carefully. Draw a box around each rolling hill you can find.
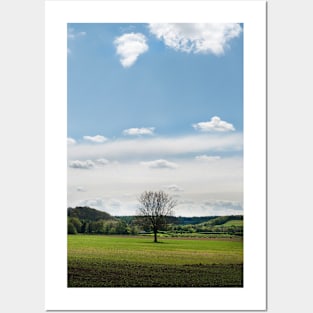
[67,206,116,222]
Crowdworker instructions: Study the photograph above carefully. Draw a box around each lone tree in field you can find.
[137,190,176,243]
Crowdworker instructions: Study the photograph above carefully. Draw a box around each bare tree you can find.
[137,190,176,243]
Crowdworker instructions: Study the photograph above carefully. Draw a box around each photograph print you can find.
[67,23,244,288]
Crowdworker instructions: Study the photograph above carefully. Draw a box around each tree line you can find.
[68,216,140,235]
[68,191,243,241]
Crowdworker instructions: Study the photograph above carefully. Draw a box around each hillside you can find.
[118,214,243,226]
[67,206,116,222]
[68,207,243,237]
[199,215,243,227]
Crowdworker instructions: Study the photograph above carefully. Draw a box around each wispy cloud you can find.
[76,186,86,192]
[68,28,86,40]
[83,135,108,143]
[163,184,184,192]
[107,198,122,209]
[114,32,148,68]
[202,200,243,212]
[192,116,235,132]
[95,158,109,165]
[175,199,243,216]
[68,157,243,215]
[68,158,110,170]
[74,198,105,210]
[67,137,76,145]
[141,159,178,169]
[68,133,242,161]
[68,160,95,169]
[149,23,242,55]
[195,155,221,162]
[123,127,155,136]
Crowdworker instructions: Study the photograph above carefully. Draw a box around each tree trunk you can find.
[154,230,158,243]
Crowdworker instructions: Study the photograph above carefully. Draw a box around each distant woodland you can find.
[68,206,243,237]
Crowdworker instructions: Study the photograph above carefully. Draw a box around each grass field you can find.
[68,235,243,287]
[218,220,243,227]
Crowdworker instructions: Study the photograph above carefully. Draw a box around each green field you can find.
[217,220,243,227]
[68,235,243,287]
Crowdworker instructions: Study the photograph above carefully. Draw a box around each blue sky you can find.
[67,23,243,216]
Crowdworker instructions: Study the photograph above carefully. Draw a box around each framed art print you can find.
[45,0,267,310]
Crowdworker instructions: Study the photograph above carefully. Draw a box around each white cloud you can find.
[69,158,109,169]
[68,160,95,169]
[195,155,221,162]
[69,197,138,216]
[95,158,109,165]
[163,184,184,192]
[68,133,242,161]
[76,186,86,192]
[67,137,76,145]
[141,159,178,169]
[68,157,243,216]
[149,23,241,55]
[123,127,155,136]
[192,116,235,132]
[202,200,243,212]
[173,198,243,217]
[75,198,106,210]
[83,135,108,143]
[114,32,148,68]
[108,198,122,209]
[68,28,86,40]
